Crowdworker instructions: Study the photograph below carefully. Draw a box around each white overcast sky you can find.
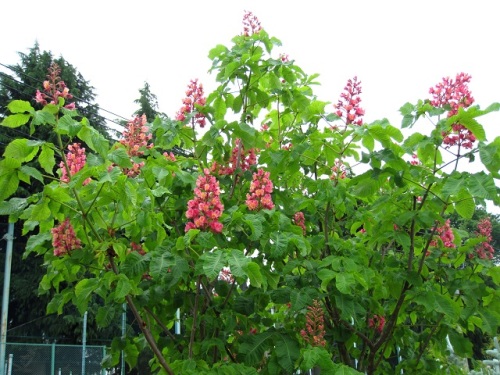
[2,0,500,212]
[2,0,499,133]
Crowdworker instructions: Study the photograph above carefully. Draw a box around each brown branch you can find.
[107,251,174,375]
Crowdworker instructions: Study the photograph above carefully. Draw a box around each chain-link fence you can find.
[4,343,107,375]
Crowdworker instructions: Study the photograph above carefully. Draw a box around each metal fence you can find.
[3,343,107,375]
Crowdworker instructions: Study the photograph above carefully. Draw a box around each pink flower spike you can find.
[175,79,206,128]
[185,169,224,233]
[246,169,274,211]
[51,218,82,256]
[334,76,364,126]
[242,10,262,36]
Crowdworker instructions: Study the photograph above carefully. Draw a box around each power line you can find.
[0,62,128,128]
[0,77,125,136]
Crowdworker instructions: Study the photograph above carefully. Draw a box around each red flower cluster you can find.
[119,114,153,177]
[120,114,153,157]
[246,169,274,211]
[293,212,306,235]
[218,267,235,283]
[330,159,347,180]
[242,10,262,36]
[60,143,91,185]
[430,219,455,249]
[51,218,82,256]
[409,153,420,165]
[334,76,365,126]
[300,300,326,347]
[163,152,176,162]
[130,242,146,255]
[429,73,476,149]
[185,169,224,233]
[175,79,206,128]
[474,217,494,259]
[217,139,257,175]
[34,62,75,110]
[368,314,386,334]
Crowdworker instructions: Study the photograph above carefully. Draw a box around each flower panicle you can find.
[246,169,274,211]
[52,218,81,256]
[185,169,224,233]
[34,62,74,109]
[300,300,326,347]
[242,10,262,36]
[60,143,91,185]
[429,73,476,149]
[175,79,206,128]
[334,76,364,126]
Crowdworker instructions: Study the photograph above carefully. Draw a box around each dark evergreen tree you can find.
[133,81,162,122]
[0,42,111,154]
[0,43,119,345]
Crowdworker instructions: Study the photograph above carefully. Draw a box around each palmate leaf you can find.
[243,214,264,240]
[479,137,500,177]
[122,251,149,278]
[96,305,117,328]
[198,249,227,279]
[0,158,20,201]
[3,138,39,162]
[149,251,172,279]
[468,172,497,199]
[239,331,273,366]
[273,333,300,373]
[74,278,100,314]
[228,248,250,278]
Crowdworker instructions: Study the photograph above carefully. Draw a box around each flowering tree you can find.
[1,11,500,375]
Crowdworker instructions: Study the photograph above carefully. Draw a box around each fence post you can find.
[82,311,88,375]
[0,223,14,375]
[51,342,56,375]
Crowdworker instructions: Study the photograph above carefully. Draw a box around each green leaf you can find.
[199,250,227,279]
[122,252,149,278]
[19,165,44,183]
[228,249,250,278]
[243,214,264,240]
[7,100,34,114]
[208,44,228,60]
[1,113,31,128]
[468,172,497,199]
[317,269,336,291]
[25,232,52,255]
[39,144,56,174]
[74,278,100,313]
[480,138,500,177]
[96,305,117,328]
[233,122,258,148]
[0,158,21,201]
[273,333,299,373]
[32,110,56,126]
[270,232,290,259]
[442,174,466,196]
[4,138,39,162]
[0,197,28,216]
[336,273,355,295]
[434,292,459,321]
[213,96,227,120]
[57,114,82,136]
[290,289,312,311]
[108,148,132,168]
[114,274,132,301]
[149,251,172,279]
[446,107,486,141]
[245,262,263,288]
[478,309,500,335]
[454,189,475,219]
[239,332,273,366]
